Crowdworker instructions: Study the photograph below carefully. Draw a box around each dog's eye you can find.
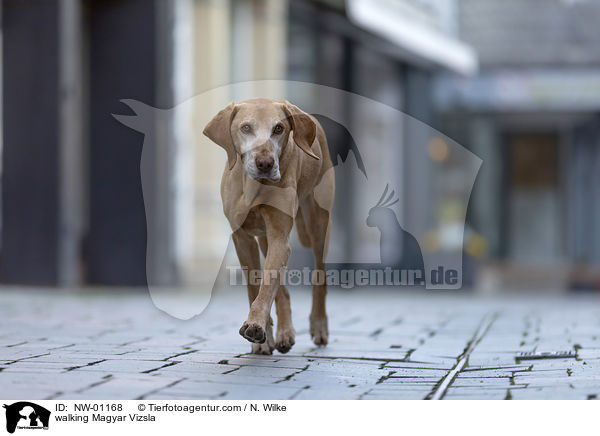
[272,124,283,135]
[241,124,252,133]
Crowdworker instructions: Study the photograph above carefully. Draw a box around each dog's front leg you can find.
[258,236,295,353]
[232,229,274,354]
[239,205,292,345]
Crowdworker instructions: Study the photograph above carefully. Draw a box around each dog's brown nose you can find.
[255,155,274,173]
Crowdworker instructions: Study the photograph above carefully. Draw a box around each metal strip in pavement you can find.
[428,312,497,400]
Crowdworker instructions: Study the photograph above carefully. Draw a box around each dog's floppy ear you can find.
[203,102,238,170]
[282,101,319,160]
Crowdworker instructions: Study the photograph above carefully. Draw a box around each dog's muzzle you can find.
[255,155,274,173]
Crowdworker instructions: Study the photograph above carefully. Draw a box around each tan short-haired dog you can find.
[204,98,335,354]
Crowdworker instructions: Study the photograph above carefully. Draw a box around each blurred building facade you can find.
[435,0,600,290]
[2,0,597,291]
[1,0,475,288]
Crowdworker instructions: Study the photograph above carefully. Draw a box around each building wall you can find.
[458,0,600,67]
[174,0,289,286]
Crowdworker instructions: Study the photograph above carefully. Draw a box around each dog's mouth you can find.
[254,171,281,183]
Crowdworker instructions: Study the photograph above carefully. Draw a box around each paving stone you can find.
[54,375,183,400]
[3,288,600,399]
[443,389,509,400]
[387,368,448,377]
[383,361,452,370]
[68,359,171,373]
[226,365,300,379]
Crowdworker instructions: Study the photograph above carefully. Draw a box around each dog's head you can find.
[203,98,319,182]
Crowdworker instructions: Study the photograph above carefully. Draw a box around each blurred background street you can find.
[2,0,599,292]
[1,0,600,399]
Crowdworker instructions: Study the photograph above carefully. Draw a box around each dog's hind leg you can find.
[302,198,331,346]
[258,235,295,353]
[274,286,295,353]
[233,230,275,354]
[295,208,312,248]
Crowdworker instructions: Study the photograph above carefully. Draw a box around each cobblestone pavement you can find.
[1,286,600,400]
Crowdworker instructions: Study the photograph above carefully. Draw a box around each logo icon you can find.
[366,184,425,277]
[3,402,50,434]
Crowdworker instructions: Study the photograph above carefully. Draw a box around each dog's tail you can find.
[295,208,312,248]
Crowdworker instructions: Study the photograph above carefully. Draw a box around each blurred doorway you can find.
[505,133,562,264]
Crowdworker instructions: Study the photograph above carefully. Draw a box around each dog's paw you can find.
[250,321,275,354]
[239,321,266,344]
[275,327,296,354]
[310,315,329,346]
[252,342,273,355]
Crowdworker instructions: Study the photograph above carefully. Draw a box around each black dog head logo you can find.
[3,402,50,434]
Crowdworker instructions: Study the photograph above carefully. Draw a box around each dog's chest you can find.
[240,209,266,236]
